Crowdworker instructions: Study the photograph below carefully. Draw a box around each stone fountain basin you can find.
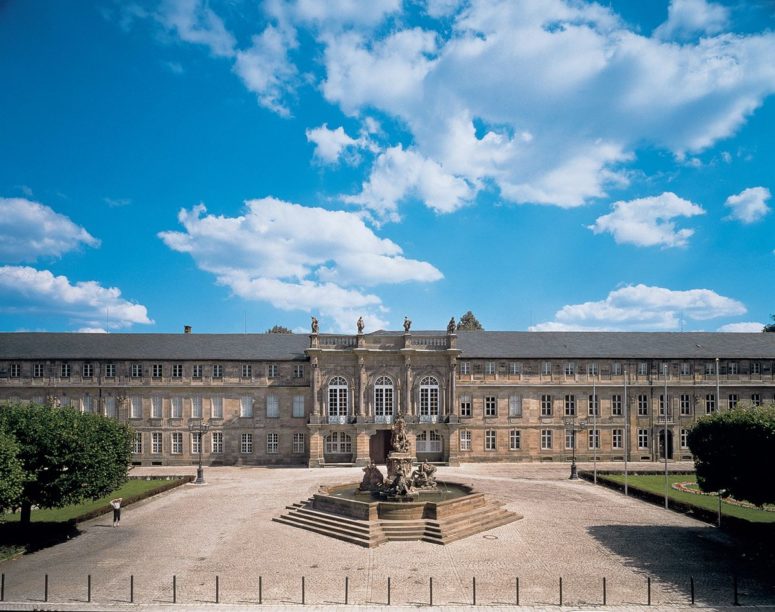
[313,482,484,521]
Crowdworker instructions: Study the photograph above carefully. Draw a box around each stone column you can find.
[404,357,413,416]
[354,429,371,466]
[308,430,324,467]
[311,357,321,417]
[358,356,367,419]
[446,425,460,466]
[448,361,457,416]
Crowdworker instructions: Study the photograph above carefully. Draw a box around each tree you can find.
[764,315,775,332]
[687,403,775,506]
[0,431,23,513]
[0,403,133,526]
[457,311,484,331]
[266,325,293,334]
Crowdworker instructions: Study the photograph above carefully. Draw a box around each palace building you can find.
[1,327,774,467]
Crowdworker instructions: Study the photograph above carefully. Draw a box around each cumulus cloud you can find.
[717,321,766,333]
[156,0,236,57]
[724,186,771,224]
[530,284,746,331]
[305,124,377,164]
[653,0,729,42]
[0,266,152,329]
[588,192,705,248]
[158,198,443,331]
[0,198,100,263]
[271,0,402,30]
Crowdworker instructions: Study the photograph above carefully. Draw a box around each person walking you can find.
[110,498,122,527]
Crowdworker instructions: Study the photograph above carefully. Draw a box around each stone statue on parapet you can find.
[357,316,364,334]
[447,317,456,334]
[391,411,410,454]
[403,316,411,332]
[311,316,319,334]
[359,460,384,492]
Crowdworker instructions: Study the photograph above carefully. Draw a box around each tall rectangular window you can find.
[240,396,253,418]
[611,394,623,416]
[82,395,93,413]
[541,394,552,417]
[705,362,715,375]
[680,362,691,376]
[705,394,716,414]
[541,429,553,450]
[680,394,692,416]
[637,429,649,449]
[151,396,162,418]
[152,363,162,378]
[459,362,470,375]
[752,393,761,406]
[484,396,497,417]
[612,362,622,376]
[542,361,551,375]
[459,395,472,417]
[105,396,117,418]
[509,429,521,450]
[212,364,223,378]
[612,428,623,449]
[565,362,575,376]
[292,395,305,417]
[587,362,598,376]
[171,397,182,418]
[728,362,738,375]
[680,429,689,449]
[564,394,575,416]
[212,431,223,454]
[509,362,521,375]
[152,432,162,454]
[191,432,202,454]
[637,394,649,416]
[292,432,305,454]
[460,430,471,451]
[211,396,223,418]
[659,394,669,416]
[266,395,279,418]
[638,362,648,376]
[241,364,252,378]
[171,432,182,454]
[131,363,142,377]
[588,393,599,416]
[728,394,738,409]
[61,362,71,378]
[104,363,116,378]
[565,430,575,450]
[508,395,522,417]
[130,396,142,418]
[293,364,304,378]
[82,362,93,378]
[485,362,496,375]
[267,432,279,454]
[751,361,762,375]
[172,364,183,378]
[241,433,253,454]
[191,396,203,418]
[132,432,143,454]
[484,429,496,450]
[192,364,203,378]
[588,428,600,449]
[267,364,278,378]
[33,363,44,378]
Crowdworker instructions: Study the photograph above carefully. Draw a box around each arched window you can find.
[374,376,394,422]
[328,376,348,422]
[325,432,352,454]
[419,376,439,422]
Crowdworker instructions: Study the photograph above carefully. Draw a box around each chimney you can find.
[184,325,192,334]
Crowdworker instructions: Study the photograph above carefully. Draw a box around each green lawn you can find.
[604,474,775,523]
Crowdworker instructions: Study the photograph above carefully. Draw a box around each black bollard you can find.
[173,575,176,604]
[559,576,563,606]
[603,577,606,606]
[430,577,433,607]
[130,575,134,603]
[690,576,694,605]
[473,576,476,606]
[647,576,651,606]
[1,572,4,602]
[516,577,520,606]
[88,574,91,603]
[387,576,391,606]
[259,576,262,605]
[345,576,348,605]
[216,575,219,604]
[44,574,48,602]
[302,576,305,605]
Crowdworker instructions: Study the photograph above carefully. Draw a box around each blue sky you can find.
[1,0,774,334]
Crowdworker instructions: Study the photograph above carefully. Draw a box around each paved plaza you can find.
[1,462,773,610]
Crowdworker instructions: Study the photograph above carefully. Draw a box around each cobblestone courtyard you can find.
[1,462,773,610]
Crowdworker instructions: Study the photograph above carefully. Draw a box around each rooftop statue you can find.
[403,316,412,333]
[357,316,364,334]
[447,317,456,334]
[311,316,319,334]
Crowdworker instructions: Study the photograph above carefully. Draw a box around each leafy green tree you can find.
[457,310,484,331]
[266,325,293,334]
[764,315,775,332]
[0,431,23,513]
[687,403,775,506]
[0,403,133,526]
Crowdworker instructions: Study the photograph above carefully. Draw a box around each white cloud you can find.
[724,186,771,224]
[274,0,402,30]
[588,192,705,248]
[305,123,375,164]
[717,322,765,333]
[653,0,729,42]
[158,198,443,331]
[531,284,747,331]
[0,198,100,263]
[157,0,236,57]
[0,266,152,329]
[76,327,109,334]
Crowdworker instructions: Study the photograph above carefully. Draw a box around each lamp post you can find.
[188,420,210,484]
[563,415,578,480]
[662,363,669,509]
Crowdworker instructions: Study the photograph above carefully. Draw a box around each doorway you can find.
[657,429,674,460]
[369,430,392,464]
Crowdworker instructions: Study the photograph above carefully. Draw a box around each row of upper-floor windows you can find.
[2,362,305,379]
[132,431,305,455]
[461,428,692,451]
[457,360,773,376]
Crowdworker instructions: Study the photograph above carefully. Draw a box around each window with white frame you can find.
[292,432,305,454]
[704,361,715,375]
[131,363,143,377]
[293,364,304,378]
[459,362,470,375]
[565,430,575,450]
[680,428,689,449]
[130,396,143,418]
[564,394,575,416]
[267,432,279,454]
[588,393,599,416]
[460,395,472,417]
[104,362,116,378]
[751,361,762,375]
[416,430,442,453]
[266,395,279,418]
[485,429,496,451]
[240,396,253,418]
[637,428,649,449]
[728,362,738,375]
[171,397,182,418]
[9,363,20,378]
[211,396,223,418]
[172,364,183,378]
[485,362,496,375]
[728,394,738,409]
[680,362,691,376]
[328,376,348,419]
[541,429,553,450]
[82,362,93,378]
[752,393,761,406]
[212,364,223,378]
[82,395,93,413]
[460,430,471,451]
[509,429,521,450]
[150,396,162,418]
[542,361,551,375]
[509,395,522,417]
[509,362,521,375]
[192,364,203,378]
[659,394,669,417]
[152,432,162,454]
[588,428,600,449]
[292,395,305,417]
[241,364,252,378]
[105,396,117,418]
[565,362,575,376]
[132,432,143,454]
[33,363,44,378]
[612,394,623,416]
[612,428,623,449]
[374,376,394,420]
[638,362,648,376]
[268,364,278,378]
[612,362,622,376]
[680,394,692,416]
[484,395,497,417]
[192,396,203,418]
[541,394,552,417]
[241,433,253,454]
[637,394,649,416]
[61,362,71,378]
[587,362,598,376]
[211,431,223,454]
[171,432,183,454]
[191,432,202,454]
[419,376,440,418]
[152,363,162,378]
[705,394,715,414]
[325,432,352,454]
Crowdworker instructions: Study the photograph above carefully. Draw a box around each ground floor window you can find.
[132,432,143,454]
[485,429,496,450]
[611,394,622,416]
[565,430,575,450]
[241,433,253,454]
[705,394,715,414]
[212,431,223,454]
[416,430,442,453]
[541,394,552,416]
[541,429,553,450]
[728,394,738,409]
[612,428,623,449]
[191,431,202,454]
[171,432,183,454]
[267,432,279,454]
[460,430,471,451]
[509,429,520,450]
[637,429,649,449]
[325,432,352,454]
[105,396,117,418]
[152,432,162,454]
[752,393,761,406]
[292,432,305,454]
[680,428,689,449]
[509,395,522,417]
[588,428,600,450]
